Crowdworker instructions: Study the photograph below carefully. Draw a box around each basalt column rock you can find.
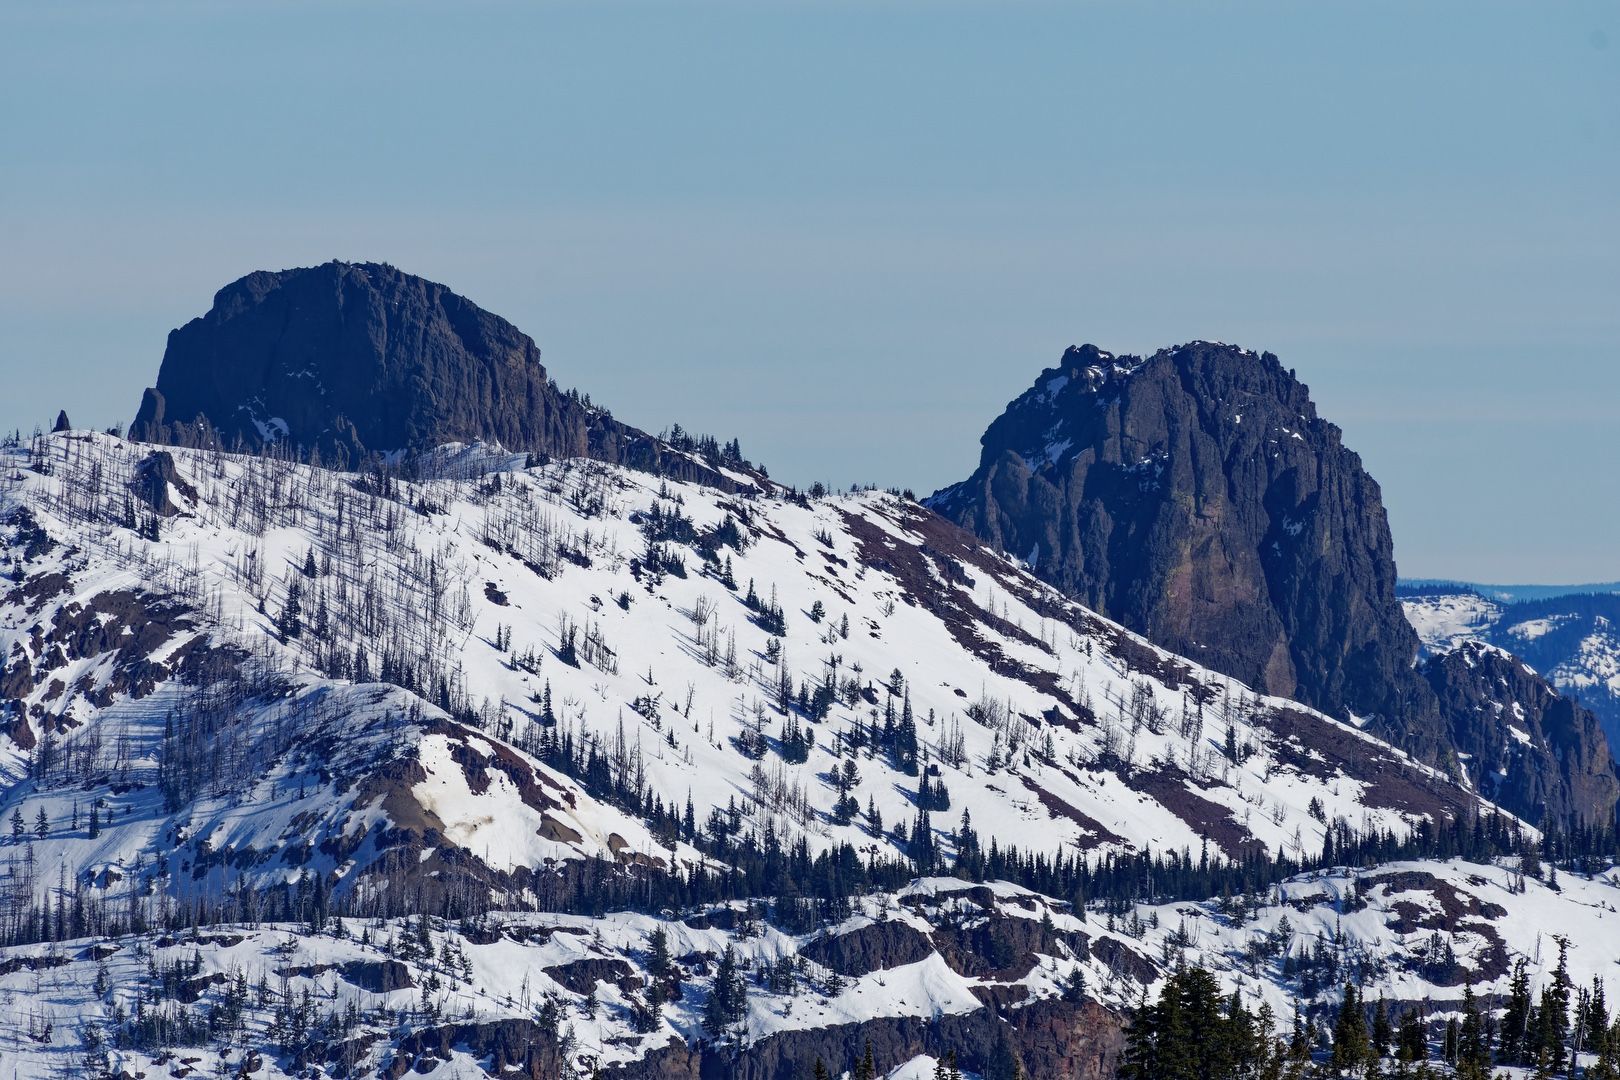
[931,343,1418,729]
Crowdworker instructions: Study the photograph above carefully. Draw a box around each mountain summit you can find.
[130,261,741,486]
[930,341,1619,824]
[929,342,1417,730]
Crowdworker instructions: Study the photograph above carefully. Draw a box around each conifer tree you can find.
[1118,965,1266,1080]
[1501,960,1533,1064]
[854,1039,876,1080]
[279,574,304,639]
[703,945,746,1040]
[1372,996,1392,1059]
[1396,1010,1427,1066]
[1536,937,1572,1076]
[1583,977,1611,1066]
[648,927,671,979]
[1589,1011,1620,1080]
[1458,984,1491,1080]
[1254,1003,1285,1080]
[1118,991,1159,1080]
[1331,982,1371,1074]
[1290,1007,1312,1069]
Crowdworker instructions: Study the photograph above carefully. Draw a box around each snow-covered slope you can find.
[7,854,1620,1079]
[1402,593,1502,655]
[0,431,1563,1077]
[1,434,1504,901]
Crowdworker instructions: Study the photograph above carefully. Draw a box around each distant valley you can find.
[1402,582,1620,754]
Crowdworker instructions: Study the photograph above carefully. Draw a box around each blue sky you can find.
[1,1,1615,581]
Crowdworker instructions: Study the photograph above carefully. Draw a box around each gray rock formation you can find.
[131,261,745,488]
[930,342,1618,824]
[1424,642,1620,827]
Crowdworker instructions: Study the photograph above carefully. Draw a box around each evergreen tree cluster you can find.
[744,578,787,636]
[1119,965,1279,1080]
[1118,955,1620,1080]
[1496,939,1620,1079]
[659,424,749,471]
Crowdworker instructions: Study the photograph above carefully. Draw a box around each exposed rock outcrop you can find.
[1403,587,1620,756]
[930,344,1428,735]
[601,996,1124,1080]
[930,342,1619,824]
[131,449,194,517]
[131,261,748,488]
[1424,642,1620,826]
[799,918,935,978]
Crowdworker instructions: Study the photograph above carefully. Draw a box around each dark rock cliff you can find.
[131,261,745,488]
[929,343,1422,731]
[1424,642,1620,827]
[601,996,1124,1080]
[930,342,1618,824]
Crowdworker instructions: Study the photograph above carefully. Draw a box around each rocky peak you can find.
[930,341,1619,824]
[930,340,1409,723]
[130,261,748,488]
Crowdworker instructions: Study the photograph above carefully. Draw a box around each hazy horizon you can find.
[2,2,1615,582]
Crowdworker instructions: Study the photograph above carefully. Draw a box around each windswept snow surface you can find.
[1402,593,1502,654]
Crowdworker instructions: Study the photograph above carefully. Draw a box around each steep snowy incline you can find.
[0,433,1510,912]
[0,430,1586,1080]
[1402,592,1502,655]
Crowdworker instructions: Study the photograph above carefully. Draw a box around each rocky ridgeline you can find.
[1404,586,1620,758]
[130,261,750,489]
[930,342,1619,825]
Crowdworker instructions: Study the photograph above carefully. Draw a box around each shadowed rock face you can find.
[930,342,1618,824]
[131,261,738,486]
[597,996,1124,1080]
[1424,642,1620,827]
[929,342,1417,726]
